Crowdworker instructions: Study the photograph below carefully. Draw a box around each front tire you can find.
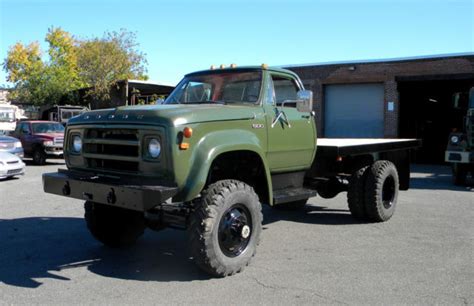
[188,180,263,277]
[32,148,47,165]
[364,161,399,222]
[84,201,146,248]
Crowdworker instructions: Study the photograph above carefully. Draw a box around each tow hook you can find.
[107,188,116,204]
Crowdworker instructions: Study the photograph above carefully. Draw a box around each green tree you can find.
[3,41,44,104]
[3,27,148,105]
[77,29,148,100]
[3,27,83,105]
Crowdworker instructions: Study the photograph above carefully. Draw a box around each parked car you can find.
[0,135,24,158]
[0,152,25,179]
[12,121,64,165]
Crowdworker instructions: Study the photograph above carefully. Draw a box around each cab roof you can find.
[185,66,299,79]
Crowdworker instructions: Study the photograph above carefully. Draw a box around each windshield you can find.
[0,109,15,122]
[165,71,262,105]
[61,109,84,120]
[32,122,65,133]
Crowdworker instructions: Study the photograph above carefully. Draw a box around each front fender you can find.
[173,129,273,204]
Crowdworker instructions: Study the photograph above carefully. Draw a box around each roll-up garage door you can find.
[324,84,385,138]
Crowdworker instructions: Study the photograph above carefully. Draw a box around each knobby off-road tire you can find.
[364,161,399,222]
[188,180,263,277]
[32,148,47,165]
[273,199,308,210]
[347,166,370,221]
[84,201,146,248]
[452,163,468,186]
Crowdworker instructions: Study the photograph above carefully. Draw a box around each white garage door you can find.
[324,84,385,138]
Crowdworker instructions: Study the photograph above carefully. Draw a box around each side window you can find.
[14,123,22,135]
[20,123,30,135]
[271,75,299,107]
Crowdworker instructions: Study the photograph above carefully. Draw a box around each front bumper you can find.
[43,169,178,211]
[44,145,63,157]
[0,161,26,179]
[445,150,474,164]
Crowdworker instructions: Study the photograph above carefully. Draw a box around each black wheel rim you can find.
[382,176,396,209]
[218,204,252,258]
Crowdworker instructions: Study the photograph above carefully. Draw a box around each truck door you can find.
[15,122,34,153]
[263,73,316,172]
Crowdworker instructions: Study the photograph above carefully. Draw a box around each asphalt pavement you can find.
[0,159,473,304]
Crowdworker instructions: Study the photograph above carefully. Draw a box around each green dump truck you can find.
[43,66,420,276]
[445,87,474,185]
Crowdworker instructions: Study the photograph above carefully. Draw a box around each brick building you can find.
[285,53,474,163]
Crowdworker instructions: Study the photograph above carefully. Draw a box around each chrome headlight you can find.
[43,140,54,146]
[14,141,22,148]
[72,135,82,153]
[450,135,460,144]
[148,138,161,158]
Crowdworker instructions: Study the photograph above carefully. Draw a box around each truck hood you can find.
[68,104,258,127]
[34,133,64,140]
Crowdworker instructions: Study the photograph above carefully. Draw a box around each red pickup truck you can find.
[12,121,64,165]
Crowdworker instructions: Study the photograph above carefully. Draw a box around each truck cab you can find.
[0,104,17,133]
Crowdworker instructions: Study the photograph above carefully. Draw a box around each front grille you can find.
[82,128,140,172]
[7,168,22,175]
[54,137,64,145]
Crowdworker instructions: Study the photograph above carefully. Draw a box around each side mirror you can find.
[296,90,313,113]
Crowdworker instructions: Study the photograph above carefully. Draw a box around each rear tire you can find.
[364,161,399,222]
[452,163,467,186]
[347,166,369,221]
[188,180,262,277]
[84,201,146,248]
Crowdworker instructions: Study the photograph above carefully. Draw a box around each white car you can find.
[0,152,26,180]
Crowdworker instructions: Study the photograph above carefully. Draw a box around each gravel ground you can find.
[0,160,473,304]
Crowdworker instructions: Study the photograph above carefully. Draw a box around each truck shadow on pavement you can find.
[24,159,66,167]
[0,217,210,288]
[1,205,363,288]
[262,204,361,226]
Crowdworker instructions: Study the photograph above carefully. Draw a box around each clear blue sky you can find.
[0,0,473,86]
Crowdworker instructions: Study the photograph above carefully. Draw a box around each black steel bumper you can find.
[42,169,178,212]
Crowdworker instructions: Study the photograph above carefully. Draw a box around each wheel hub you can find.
[241,225,251,239]
[218,204,252,257]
